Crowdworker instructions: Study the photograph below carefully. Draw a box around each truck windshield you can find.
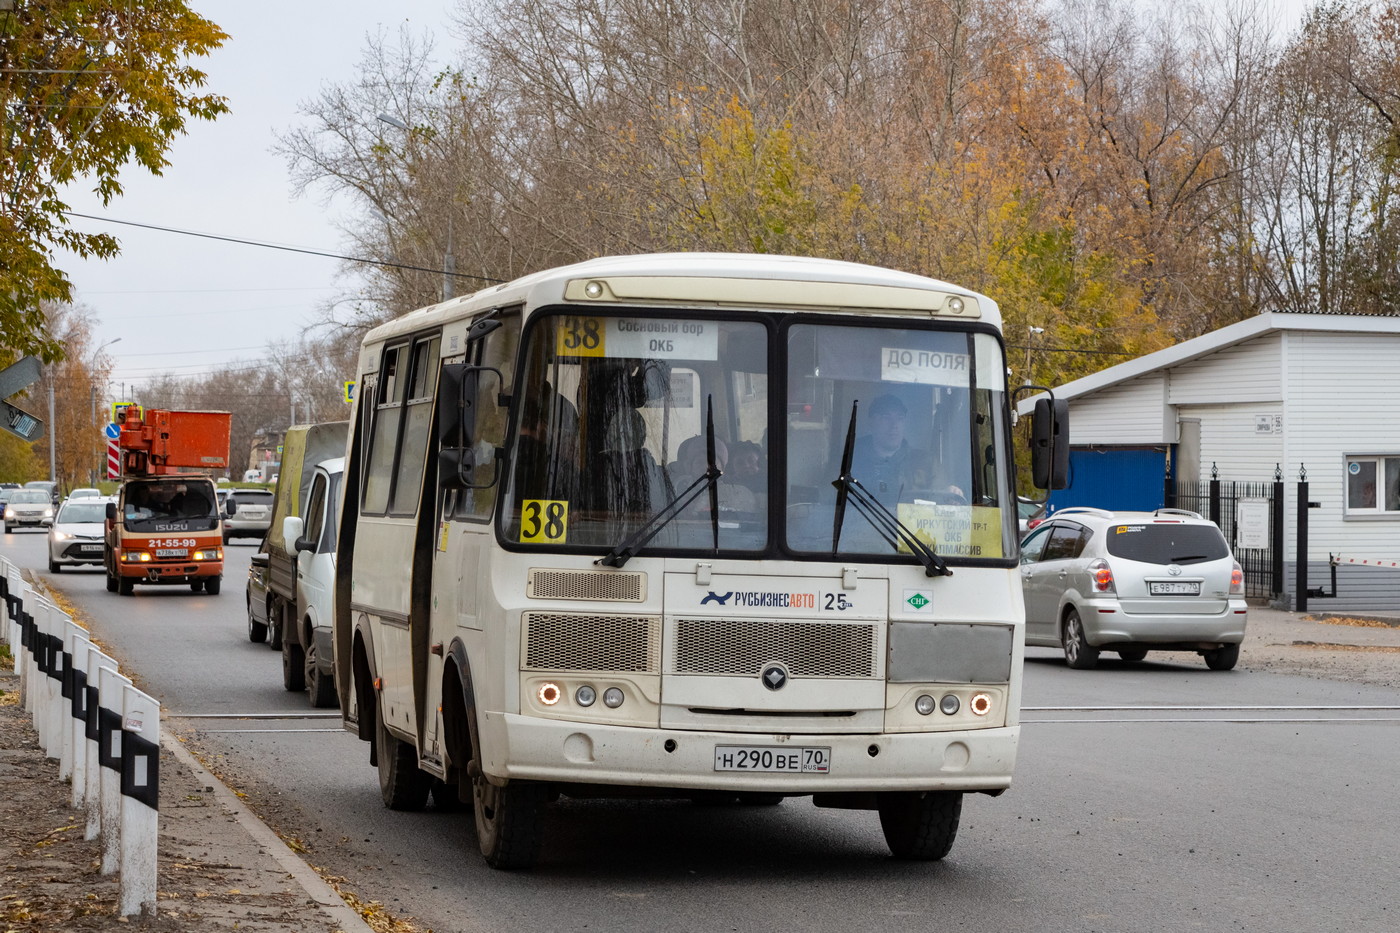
[500,311,768,553]
[123,480,219,533]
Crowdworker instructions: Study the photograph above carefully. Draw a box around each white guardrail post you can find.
[1,562,162,916]
[96,662,132,876]
[69,632,95,809]
[120,684,160,916]
[84,651,117,841]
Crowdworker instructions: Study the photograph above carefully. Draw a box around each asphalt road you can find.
[5,529,1397,932]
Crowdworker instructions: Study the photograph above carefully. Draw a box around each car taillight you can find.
[1088,558,1116,593]
[1230,561,1244,595]
[1027,517,1044,530]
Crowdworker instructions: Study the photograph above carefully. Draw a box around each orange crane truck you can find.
[103,408,233,596]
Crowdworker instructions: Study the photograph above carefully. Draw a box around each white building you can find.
[1032,312,1400,611]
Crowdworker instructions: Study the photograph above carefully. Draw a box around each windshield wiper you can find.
[830,400,951,578]
[596,397,722,569]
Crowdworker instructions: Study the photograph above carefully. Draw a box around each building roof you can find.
[1033,312,1400,406]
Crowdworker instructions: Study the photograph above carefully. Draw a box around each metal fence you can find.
[1176,479,1280,598]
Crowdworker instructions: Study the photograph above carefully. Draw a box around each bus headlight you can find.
[575,685,596,707]
[914,694,936,716]
[602,687,624,709]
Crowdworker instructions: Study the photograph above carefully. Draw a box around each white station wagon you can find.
[1020,507,1248,670]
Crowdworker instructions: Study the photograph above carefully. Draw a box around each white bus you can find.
[335,253,1067,869]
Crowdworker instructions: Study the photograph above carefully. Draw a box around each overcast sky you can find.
[61,0,1313,404]
[63,0,460,400]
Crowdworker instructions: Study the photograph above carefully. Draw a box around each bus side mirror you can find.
[1030,396,1070,490]
[105,502,117,522]
[437,362,503,491]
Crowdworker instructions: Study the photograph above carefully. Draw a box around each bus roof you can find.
[361,253,1001,348]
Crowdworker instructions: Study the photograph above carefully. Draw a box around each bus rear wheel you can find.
[878,790,962,861]
[473,774,546,870]
[376,713,430,811]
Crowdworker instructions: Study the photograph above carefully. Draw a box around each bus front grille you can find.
[523,612,661,673]
[527,568,645,602]
[673,618,878,678]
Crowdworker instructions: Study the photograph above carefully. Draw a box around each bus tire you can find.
[377,713,430,811]
[106,566,118,593]
[878,790,962,861]
[474,776,546,870]
[1062,608,1099,670]
[118,577,134,596]
[205,575,221,595]
[282,636,306,692]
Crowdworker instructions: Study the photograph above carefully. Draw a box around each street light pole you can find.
[1024,326,1045,385]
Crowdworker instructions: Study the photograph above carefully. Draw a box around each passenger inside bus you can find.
[512,393,579,502]
[669,435,757,515]
[599,408,669,514]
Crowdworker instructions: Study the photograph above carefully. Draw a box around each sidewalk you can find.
[0,668,373,933]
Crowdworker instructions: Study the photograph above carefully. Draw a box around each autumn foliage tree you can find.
[0,0,227,362]
[279,0,1400,390]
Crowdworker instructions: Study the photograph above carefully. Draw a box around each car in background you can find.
[23,479,58,504]
[222,488,275,543]
[246,550,272,644]
[1019,507,1248,671]
[0,487,17,510]
[1017,499,1046,536]
[66,487,102,501]
[47,496,112,572]
[3,488,55,532]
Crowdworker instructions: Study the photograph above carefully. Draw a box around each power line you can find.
[63,212,505,285]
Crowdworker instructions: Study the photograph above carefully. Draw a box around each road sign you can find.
[104,422,120,440]
[111,402,142,424]
[344,381,356,404]
[0,398,44,441]
[0,356,41,400]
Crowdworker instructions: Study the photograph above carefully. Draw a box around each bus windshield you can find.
[499,311,1014,562]
[502,312,769,552]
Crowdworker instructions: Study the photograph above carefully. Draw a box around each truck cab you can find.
[104,475,225,595]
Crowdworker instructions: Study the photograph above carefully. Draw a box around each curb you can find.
[161,730,375,933]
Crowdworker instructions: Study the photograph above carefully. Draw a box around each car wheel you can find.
[267,599,283,650]
[877,790,963,860]
[305,634,336,708]
[1062,608,1099,670]
[282,635,306,692]
[377,710,431,811]
[1118,648,1148,662]
[473,768,546,870]
[1204,643,1240,671]
[247,597,268,643]
[205,575,222,596]
[48,558,60,573]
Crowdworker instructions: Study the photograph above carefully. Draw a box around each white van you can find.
[280,457,343,708]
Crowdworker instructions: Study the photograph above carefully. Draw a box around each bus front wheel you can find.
[474,774,547,871]
[878,790,962,860]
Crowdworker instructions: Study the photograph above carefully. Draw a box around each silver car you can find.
[47,497,112,572]
[1020,507,1247,670]
[223,488,275,543]
[3,488,55,532]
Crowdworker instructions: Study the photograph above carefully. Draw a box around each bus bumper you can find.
[480,712,1019,793]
